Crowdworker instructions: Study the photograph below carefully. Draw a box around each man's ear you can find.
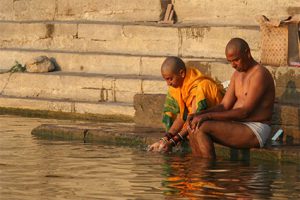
[179,69,185,78]
[246,48,251,58]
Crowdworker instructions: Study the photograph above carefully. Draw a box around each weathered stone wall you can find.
[0,0,162,22]
[0,0,299,140]
[0,22,261,63]
[174,0,300,25]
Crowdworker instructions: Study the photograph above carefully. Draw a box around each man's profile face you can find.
[161,69,185,88]
[226,49,249,72]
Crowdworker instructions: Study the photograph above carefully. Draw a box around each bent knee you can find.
[197,121,215,132]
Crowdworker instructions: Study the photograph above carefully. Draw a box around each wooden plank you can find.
[163,4,173,22]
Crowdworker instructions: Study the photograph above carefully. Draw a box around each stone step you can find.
[0,0,162,22]
[0,72,166,103]
[0,49,232,78]
[1,50,299,105]
[31,122,300,163]
[0,95,135,117]
[174,0,299,26]
[0,49,166,76]
[0,21,261,59]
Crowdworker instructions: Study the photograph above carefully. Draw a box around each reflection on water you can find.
[163,155,300,199]
[0,115,300,199]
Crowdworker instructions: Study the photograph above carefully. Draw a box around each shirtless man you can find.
[187,38,275,159]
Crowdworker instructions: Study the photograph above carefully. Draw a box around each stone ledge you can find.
[31,123,300,163]
[0,72,166,103]
[0,96,135,121]
[0,107,133,123]
[134,93,300,138]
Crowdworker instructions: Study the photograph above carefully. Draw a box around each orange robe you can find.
[162,67,224,130]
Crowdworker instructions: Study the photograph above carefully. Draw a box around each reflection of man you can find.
[188,38,275,159]
[149,56,224,151]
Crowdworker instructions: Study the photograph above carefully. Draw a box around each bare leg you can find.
[188,133,202,156]
[189,128,216,159]
[189,120,260,159]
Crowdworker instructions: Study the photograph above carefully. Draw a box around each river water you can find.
[0,115,300,199]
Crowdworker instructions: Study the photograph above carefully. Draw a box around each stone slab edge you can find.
[0,106,133,123]
[31,124,300,163]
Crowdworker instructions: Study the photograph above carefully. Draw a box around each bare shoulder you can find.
[251,64,273,81]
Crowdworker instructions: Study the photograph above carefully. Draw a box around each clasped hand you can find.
[187,113,210,131]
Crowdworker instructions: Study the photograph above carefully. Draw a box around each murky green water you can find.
[0,115,300,199]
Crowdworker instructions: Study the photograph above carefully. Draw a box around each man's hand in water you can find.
[148,139,172,152]
[148,140,166,152]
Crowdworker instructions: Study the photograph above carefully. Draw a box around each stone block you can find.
[77,24,178,55]
[142,79,166,94]
[209,63,234,82]
[140,57,165,76]
[114,91,137,103]
[100,77,115,102]
[272,104,300,127]
[56,0,161,21]
[75,102,135,117]
[121,25,178,56]
[272,66,300,88]
[0,50,142,75]
[50,24,78,37]
[78,24,122,40]
[0,70,167,104]
[0,23,46,40]
[0,73,11,89]
[185,59,233,82]
[275,86,300,105]
[0,73,103,102]
[114,77,143,102]
[0,96,135,118]
[0,23,77,50]
[114,78,142,92]
[133,94,166,128]
[56,0,113,20]
[13,0,56,20]
[174,0,300,25]
[0,0,13,20]
[0,96,72,112]
[58,74,103,101]
[180,26,260,59]
[84,55,140,75]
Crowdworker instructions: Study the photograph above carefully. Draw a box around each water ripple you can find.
[0,115,300,199]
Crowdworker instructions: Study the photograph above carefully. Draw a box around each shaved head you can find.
[161,56,186,88]
[161,56,186,74]
[225,38,255,72]
[226,38,250,55]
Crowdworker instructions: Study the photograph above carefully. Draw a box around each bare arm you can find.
[168,116,185,134]
[148,96,196,151]
[169,96,197,136]
[197,69,268,122]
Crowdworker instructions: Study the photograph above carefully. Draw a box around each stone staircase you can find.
[0,0,299,140]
